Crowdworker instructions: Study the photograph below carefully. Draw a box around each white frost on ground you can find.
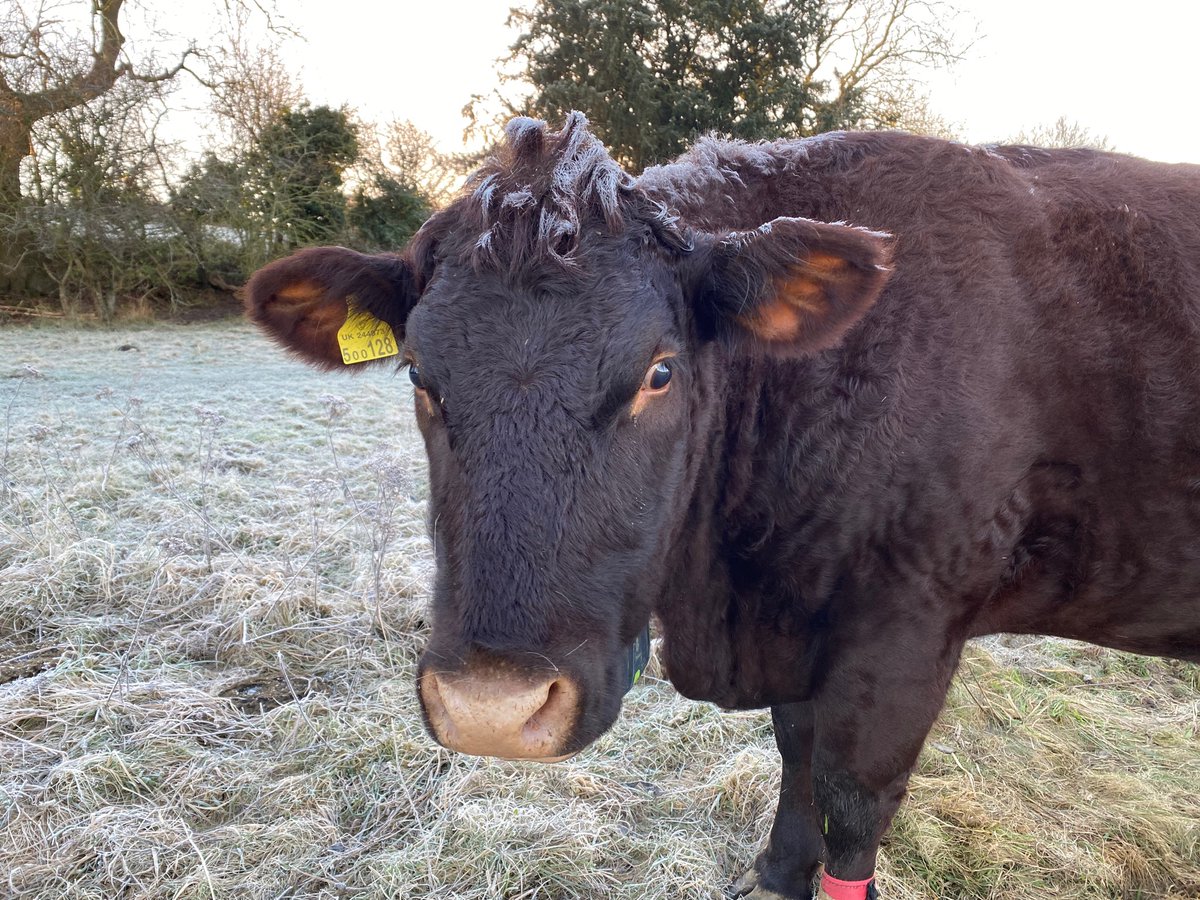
[0,320,1196,900]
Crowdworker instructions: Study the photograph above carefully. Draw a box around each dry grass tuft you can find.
[1,322,1197,898]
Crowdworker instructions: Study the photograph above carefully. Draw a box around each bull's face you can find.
[403,238,701,760]
[246,118,890,761]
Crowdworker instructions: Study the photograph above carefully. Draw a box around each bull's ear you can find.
[244,246,420,369]
[692,217,893,356]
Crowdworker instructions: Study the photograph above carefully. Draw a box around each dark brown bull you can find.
[246,114,1200,900]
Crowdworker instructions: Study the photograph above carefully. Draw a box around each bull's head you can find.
[245,115,890,760]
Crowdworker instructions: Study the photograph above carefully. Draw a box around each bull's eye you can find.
[408,364,425,390]
[643,359,672,392]
[631,356,675,418]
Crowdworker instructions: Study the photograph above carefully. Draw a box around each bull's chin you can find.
[459,747,578,764]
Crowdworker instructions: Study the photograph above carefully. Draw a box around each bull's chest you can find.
[655,558,822,709]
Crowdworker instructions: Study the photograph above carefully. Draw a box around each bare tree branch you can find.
[15,0,127,116]
[1,0,284,205]
[126,45,209,86]
[802,0,973,130]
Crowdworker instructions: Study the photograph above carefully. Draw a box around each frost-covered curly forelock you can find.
[416,112,687,276]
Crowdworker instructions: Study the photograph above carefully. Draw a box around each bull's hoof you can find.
[724,868,803,900]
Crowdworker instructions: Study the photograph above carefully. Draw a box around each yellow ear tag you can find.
[337,307,399,365]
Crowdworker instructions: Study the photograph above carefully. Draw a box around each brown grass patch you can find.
[1,322,1196,898]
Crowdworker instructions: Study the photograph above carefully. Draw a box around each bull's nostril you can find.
[522,678,567,742]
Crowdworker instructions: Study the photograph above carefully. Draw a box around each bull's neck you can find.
[651,343,906,708]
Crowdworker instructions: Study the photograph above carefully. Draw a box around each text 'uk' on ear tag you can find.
[337,304,399,365]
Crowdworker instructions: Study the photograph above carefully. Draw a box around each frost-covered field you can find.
[0,320,1197,899]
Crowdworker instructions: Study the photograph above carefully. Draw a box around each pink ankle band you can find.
[820,871,874,900]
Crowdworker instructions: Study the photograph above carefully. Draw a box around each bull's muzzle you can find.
[419,666,580,762]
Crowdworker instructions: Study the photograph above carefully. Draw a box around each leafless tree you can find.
[206,4,302,149]
[1009,116,1114,151]
[804,0,973,131]
[0,0,292,209]
[865,81,961,138]
[0,0,294,307]
[20,72,184,319]
[353,118,477,207]
[0,1,205,208]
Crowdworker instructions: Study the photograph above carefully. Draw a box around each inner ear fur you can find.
[243,246,420,369]
[699,217,893,356]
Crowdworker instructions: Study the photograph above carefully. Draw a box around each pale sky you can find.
[263,0,1198,165]
[133,0,1197,167]
[919,1,1200,163]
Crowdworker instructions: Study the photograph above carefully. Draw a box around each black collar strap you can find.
[620,625,651,695]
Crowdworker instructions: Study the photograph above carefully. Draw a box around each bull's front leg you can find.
[807,636,966,900]
[731,633,963,899]
[728,703,826,899]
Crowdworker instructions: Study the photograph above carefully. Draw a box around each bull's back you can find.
[1007,151,1200,656]
[885,141,1200,657]
[877,141,1200,657]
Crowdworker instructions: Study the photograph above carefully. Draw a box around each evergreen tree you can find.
[347,173,432,251]
[499,0,966,171]
[248,105,360,250]
[507,0,831,170]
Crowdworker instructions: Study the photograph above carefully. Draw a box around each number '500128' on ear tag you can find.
[337,306,398,365]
